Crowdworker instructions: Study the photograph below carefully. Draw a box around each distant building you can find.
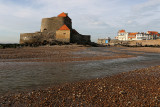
[146,31,159,40]
[115,30,128,41]
[115,29,159,41]
[20,12,91,45]
[128,32,137,40]
[136,33,151,40]
[97,37,111,45]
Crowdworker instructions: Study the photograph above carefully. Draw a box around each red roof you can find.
[58,12,67,17]
[128,32,137,38]
[119,30,125,33]
[59,25,70,30]
[147,31,158,35]
[129,32,137,36]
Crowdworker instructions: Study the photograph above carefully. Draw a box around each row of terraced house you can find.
[115,30,160,41]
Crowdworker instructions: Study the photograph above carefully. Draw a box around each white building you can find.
[116,30,129,41]
[116,30,154,41]
[136,33,151,40]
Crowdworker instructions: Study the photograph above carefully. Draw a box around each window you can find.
[44,28,47,31]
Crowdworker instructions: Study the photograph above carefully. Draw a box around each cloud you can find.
[130,0,160,23]
[133,0,160,12]
[0,0,160,43]
[0,0,122,43]
[79,15,109,27]
[114,0,160,34]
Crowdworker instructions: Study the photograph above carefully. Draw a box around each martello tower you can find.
[41,12,72,33]
[20,12,91,45]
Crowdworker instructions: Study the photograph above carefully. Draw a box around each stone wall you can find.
[41,17,72,33]
[20,13,91,45]
[41,32,55,42]
[20,33,43,44]
[71,34,91,44]
[81,35,91,43]
[98,39,108,45]
[64,17,72,29]
[56,30,70,43]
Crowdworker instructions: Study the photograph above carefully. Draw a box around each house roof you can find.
[128,32,137,38]
[58,24,70,30]
[58,12,67,17]
[129,33,137,35]
[119,30,125,33]
[147,31,158,34]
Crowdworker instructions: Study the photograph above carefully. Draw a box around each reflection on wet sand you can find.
[0,46,160,95]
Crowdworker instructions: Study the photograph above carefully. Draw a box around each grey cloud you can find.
[0,0,160,43]
[131,0,160,17]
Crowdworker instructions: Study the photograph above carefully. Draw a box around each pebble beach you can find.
[0,65,160,106]
[0,46,160,106]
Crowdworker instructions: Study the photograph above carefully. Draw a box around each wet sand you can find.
[0,45,134,62]
[0,46,160,106]
[0,65,159,106]
[122,47,160,53]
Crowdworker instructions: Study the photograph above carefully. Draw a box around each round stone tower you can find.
[41,12,72,33]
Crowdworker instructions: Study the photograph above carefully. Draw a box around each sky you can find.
[0,0,160,43]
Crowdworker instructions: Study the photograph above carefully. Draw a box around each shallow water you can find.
[0,47,160,95]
